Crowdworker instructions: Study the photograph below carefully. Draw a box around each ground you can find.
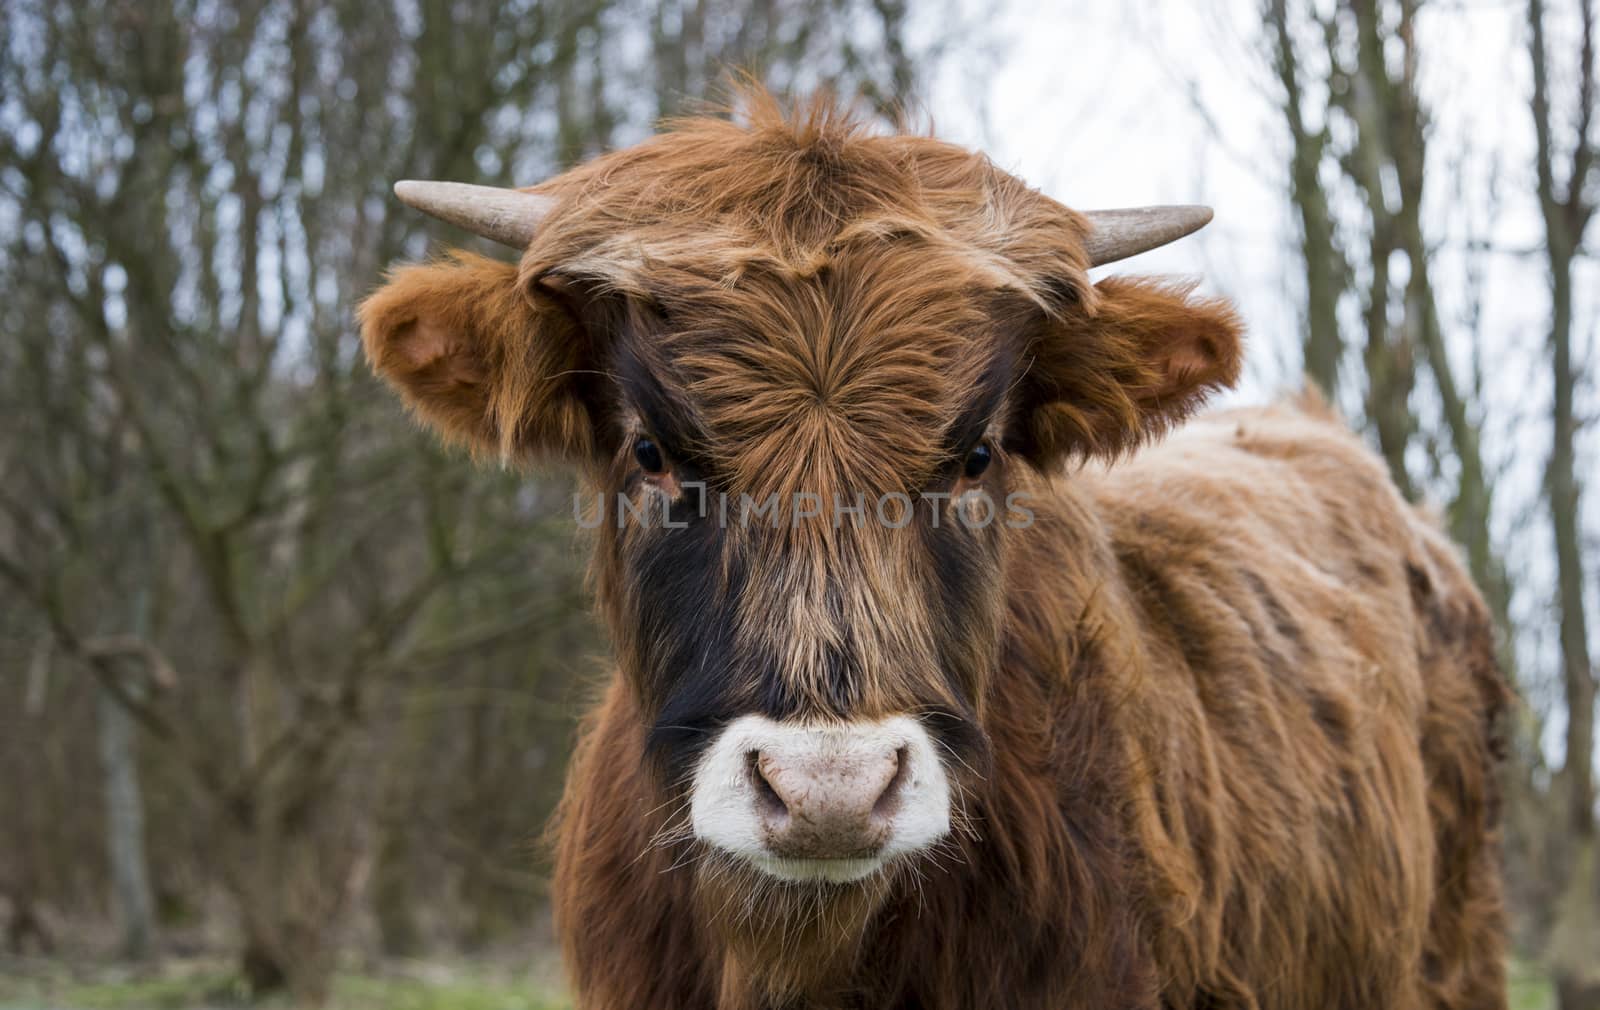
[0,957,568,1010]
[0,956,1556,1009]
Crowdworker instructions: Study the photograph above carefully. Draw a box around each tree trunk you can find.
[3,890,54,956]
[235,845,341,1007]
[1545,241,1595,841]
[1552,837,1600,1010]
[95,585,158,960]
[1557,979,1600,1010]
[96,683,158,960]
[1542,155,1598,1010]
[373,831,423,958]
[225,763,372,1007]
[1359,227,1417,501]
[1266,0,1345,396]
[240,937,289,997]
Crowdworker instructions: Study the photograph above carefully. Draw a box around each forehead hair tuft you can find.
[518,86,1093,314]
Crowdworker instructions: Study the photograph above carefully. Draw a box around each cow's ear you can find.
[358,251,595,462]
[1016,277,1243,467]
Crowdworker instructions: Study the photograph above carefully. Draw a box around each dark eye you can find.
[634,436,665,474]
[963,442,992,479]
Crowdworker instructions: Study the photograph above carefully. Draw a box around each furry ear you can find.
[358,251,595,462]
[1016,277,1243,466]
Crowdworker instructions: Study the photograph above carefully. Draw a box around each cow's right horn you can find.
[392,181,556,249]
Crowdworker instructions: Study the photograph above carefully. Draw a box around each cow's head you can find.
[360,94,1240,915]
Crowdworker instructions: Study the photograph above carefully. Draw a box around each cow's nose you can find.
[748,743,905,859]
[690,715,951,882]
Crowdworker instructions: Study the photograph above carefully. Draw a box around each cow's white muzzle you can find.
[689,714,952,883]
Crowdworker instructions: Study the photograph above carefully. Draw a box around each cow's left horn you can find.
[1081,205,1213,266]
[392,181,556,249]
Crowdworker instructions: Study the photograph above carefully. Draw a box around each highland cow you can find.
[359,91,1509,1010]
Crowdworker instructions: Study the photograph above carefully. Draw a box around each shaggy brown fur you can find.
[359,90,1509,1009]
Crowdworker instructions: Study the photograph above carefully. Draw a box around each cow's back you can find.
[1078,398,1508,1009]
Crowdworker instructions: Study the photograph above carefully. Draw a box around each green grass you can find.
[329,973,566,1010]
[1509,962,1556,1010]
[42,973,240,1009]
[0,959,569,1010]
[0,955,1553,1009]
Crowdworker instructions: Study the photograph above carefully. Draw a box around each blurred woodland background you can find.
[0,0,1596,1008]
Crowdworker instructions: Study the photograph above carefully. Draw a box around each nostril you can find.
[746,750,789,823]
[871,746,910,821]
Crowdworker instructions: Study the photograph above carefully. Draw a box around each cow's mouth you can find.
[744,854,889,884]
[688,714,952,883]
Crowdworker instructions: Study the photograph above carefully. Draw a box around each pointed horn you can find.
[392,180,556,248]
[1081,205,1213,266]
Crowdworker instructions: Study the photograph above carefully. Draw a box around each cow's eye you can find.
[963,442,992,479]
[634,437,665,474]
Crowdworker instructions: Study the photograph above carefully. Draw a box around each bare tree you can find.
[0,0,963,999]
[1529,0,1598,1005]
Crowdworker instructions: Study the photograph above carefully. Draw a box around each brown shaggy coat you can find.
[359,92,1509,1010]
